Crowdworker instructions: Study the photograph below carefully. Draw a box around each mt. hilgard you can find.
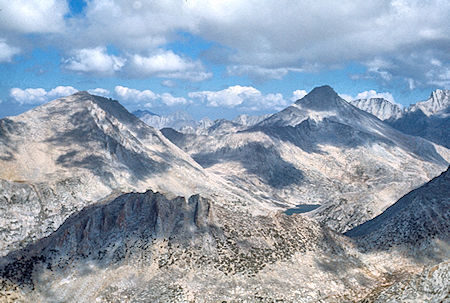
[162,85,450,232]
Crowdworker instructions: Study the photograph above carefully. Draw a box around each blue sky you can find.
[0,0,449,120]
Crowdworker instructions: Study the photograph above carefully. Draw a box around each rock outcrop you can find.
[0,190,397,302]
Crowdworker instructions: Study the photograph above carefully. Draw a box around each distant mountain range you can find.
[134,89,450,149]
[132,109,204,131]
[349,97,403,120]
[133,109,270,135]
[350,89,450,148]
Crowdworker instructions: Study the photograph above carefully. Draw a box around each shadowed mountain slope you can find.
[346,166,450,250]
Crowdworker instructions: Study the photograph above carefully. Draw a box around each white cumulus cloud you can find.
[2,0,449,87]
[130,51,196,74]
[64,47,126,76]
[159,93,188,106]
[115,86,157,102]
[0,0,68,33]
[10,86,78,105]
[88,88,111,97]
[291,90,307,101]
[128,50,211,81]
[10,88,47,104]
[0,39,20,62]
[114,86,187,107]
[47,86,78,97]
[189,85,287,110]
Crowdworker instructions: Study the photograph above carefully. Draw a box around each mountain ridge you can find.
[0,92,272,256]
[349,98,403,120]
[0,189,418,302]
[0,87,449,302]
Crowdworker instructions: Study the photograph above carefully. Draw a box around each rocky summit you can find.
[0,87,449,303]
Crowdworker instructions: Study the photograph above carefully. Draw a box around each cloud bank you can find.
[1,0,447,87]
[0,39,20,63]
[114,86,188,107]
[189,85,288,111]
[10,86,78,104]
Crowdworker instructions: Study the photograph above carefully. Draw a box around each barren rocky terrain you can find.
[0,88,448,302]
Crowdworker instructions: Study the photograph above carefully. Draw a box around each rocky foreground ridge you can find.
[0,166,449,302]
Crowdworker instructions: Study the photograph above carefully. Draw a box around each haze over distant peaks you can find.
[132,110,198,130]
[132,109,160,117]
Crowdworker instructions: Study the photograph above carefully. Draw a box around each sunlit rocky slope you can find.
[162,85,450,232]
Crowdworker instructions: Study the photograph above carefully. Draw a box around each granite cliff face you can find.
[1,177,448,302]
[163,86,450,232]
